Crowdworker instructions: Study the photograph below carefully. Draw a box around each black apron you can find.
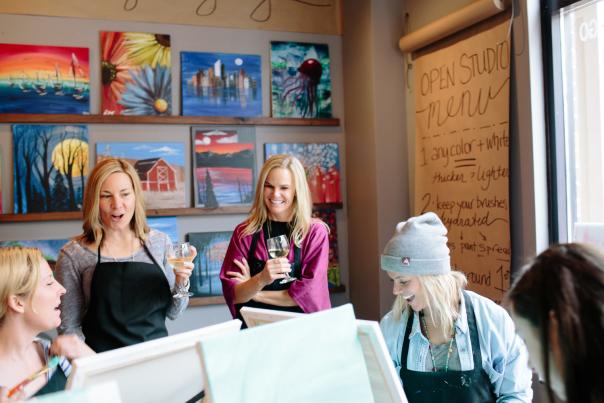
[81,243,172,353]
[235,225,304,326]
[399,292,497,403]
[32,365,67,397]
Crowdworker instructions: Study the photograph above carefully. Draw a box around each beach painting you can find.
[181,51,262,117]
[192,127,255,211]
[0,239,69,266]
[270,41,332,118]
[0,43,90,114]
[186,231,232,299]
[147,216,179,243]
[13,124,89,213]
[101,31,171,115]
[312,208,340,288]
[96,142,186,209]
[264,143,341,205]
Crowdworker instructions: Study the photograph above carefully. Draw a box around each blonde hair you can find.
[79,158,149,248]
[0,247,43,324]
[393,271,467,340]
[242,154,314,247]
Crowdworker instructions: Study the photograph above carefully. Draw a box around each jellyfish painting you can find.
[271,41,332,118]
[280,58,323,118]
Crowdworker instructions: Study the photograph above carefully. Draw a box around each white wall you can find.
[0,12,349,333]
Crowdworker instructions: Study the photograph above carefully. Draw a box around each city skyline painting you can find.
[264,143,341,204]
[181,51,262,117]
[13,124,89,213]
[96,141,186,209]
[0,43,90,114]
[186,231,232,299]
[192,127,255,211]
[101,31,172,116]
[270,41,332,118]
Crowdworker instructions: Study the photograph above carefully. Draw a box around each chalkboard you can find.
[413,19,511,303]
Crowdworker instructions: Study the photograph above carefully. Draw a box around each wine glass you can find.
[167,242,194,297]
[267,235,295,284]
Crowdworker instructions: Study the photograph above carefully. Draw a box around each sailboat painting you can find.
[191,127,255,211]
[101,31,172,116]
[0,43,90,114]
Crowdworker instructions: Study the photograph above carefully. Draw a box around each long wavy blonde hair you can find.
[78,158,149,248]
[242,154,313,247]
[0,247,43,324]
[393,271,467,340]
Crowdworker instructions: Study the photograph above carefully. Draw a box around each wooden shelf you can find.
[188,285,346,307]
[0,113,340,126]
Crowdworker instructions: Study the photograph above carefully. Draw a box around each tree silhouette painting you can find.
[13,124,89,213]
[192,127,255,210]
[186,231,232,298]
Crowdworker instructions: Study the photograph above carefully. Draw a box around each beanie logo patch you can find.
[401,257,411,266]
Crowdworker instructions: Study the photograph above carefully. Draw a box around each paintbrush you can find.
[7,356,60,398]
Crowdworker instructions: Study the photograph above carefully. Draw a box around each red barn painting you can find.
[135,157,177,192]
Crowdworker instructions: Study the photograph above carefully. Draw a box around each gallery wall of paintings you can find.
[0,12,347,329]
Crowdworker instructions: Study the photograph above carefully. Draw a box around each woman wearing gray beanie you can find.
[379,212,533,403]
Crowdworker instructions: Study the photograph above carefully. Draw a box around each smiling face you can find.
[98,172,136,232]
[263,167,295,221]
[26,260,66,331]
[511,308,566,401]
[388,272,427,312]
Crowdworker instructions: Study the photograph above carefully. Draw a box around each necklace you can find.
[420,312,455,372]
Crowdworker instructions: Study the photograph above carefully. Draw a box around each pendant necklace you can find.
[420,312,455,372]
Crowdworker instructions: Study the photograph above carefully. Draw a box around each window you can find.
[545,0,604,248]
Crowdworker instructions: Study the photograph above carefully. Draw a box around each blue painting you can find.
[186,231,232,298]
[0,43,90,114]
[147,216,179,243]
[192,127,255,210]
[13,125,89,213]
[0,239,69,264]
[270,41,332,118]
[96,142,186,208]
[181,52,262,117]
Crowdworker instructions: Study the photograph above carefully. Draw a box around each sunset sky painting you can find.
[0,43,90,114]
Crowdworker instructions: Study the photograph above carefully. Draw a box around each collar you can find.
[407,290,469,337]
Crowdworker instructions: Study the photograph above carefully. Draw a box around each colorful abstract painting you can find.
[264,143,341,204]
[312,208,340,288]
[181,51,262,117]
[186,231,232,298]
[96,142,186,209]
[101,31,171,115]
[0,239,69,265]
[147,216,179,243]
[192,127,255,210]
[270,41,332,118]
[0,43,90,114]
[13,125,88,213]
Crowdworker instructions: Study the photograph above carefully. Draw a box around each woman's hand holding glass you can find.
[167,242,196,297]
[267,235,294,284]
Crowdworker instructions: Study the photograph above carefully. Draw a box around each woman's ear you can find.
[6,294,26,314]
[548,310,564,374]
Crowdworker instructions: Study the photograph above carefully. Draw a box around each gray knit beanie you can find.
[380,212,451,275]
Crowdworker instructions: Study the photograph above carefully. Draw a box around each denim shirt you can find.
[380,290,533,402]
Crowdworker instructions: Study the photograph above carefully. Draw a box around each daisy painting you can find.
[101,31,172,116]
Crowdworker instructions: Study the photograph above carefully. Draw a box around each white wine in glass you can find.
[266,235,295,284]
[167,242,194,297]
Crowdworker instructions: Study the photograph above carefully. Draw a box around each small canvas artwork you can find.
[147,216,179,243]
[181,51,262,117]
[96,142,186,209]
[13,125,89,213]
[312,208,340,288]
[186,231,232,298]
[264,143,341,204]
[270,41,332,118]
[0,148,3,214]
[0,43,90,114]
[0,239,69,265]
[101,31,172,115]
[192,128,255,210]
